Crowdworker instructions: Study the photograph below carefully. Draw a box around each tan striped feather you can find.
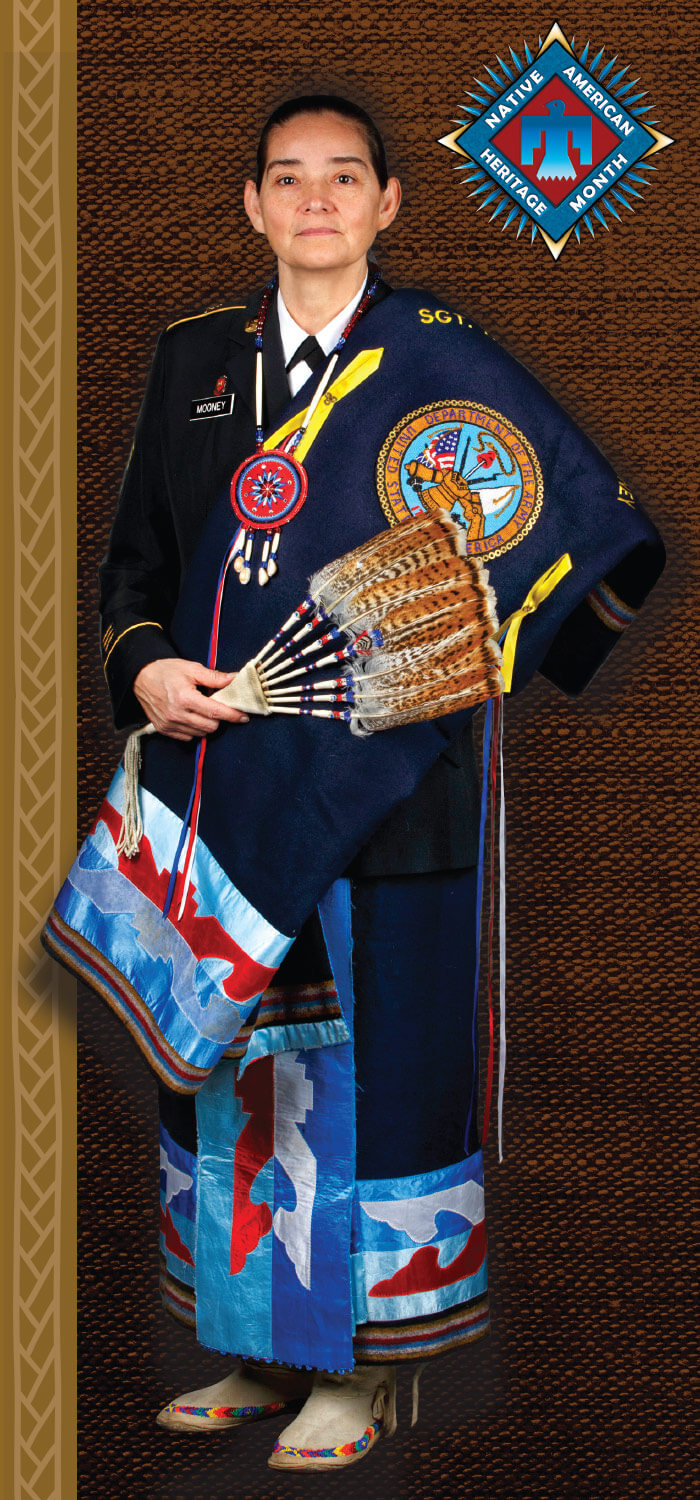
[353,640,503,730]
[355,636,498,703]
[373,581,497,653]
[335,551,477,625]
[309,512,467,609]
[351,616,498,684]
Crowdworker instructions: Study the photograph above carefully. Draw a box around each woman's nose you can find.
[302,183,333,212]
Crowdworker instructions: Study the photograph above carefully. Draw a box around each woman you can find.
[46,93,663,1473]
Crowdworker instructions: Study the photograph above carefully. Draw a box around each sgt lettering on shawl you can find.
[44,288,663,1377]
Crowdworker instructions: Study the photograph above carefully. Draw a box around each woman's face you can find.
[244,111,401,278]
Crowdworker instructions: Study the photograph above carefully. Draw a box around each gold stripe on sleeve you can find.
[103,620,164,673]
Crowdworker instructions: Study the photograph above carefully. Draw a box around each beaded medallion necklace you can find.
[229,266,381,585]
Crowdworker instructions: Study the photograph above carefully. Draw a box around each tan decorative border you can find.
[3,0,76,1496]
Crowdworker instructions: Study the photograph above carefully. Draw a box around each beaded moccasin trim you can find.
[164,1400,287,1421]
[271,1418,381,1460]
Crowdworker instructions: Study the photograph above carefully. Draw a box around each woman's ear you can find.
[244,179,266,234]
[377,176,402,232]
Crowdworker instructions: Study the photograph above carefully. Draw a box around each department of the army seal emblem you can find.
[377,402,543,559]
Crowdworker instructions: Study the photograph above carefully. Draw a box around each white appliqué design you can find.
[160,1145,193,1205]
[360,1177,484,1244]
[272,1052,317,1289]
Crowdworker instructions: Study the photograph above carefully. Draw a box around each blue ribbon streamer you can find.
[465,694,494,1149]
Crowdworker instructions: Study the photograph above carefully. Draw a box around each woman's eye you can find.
[335,174,355,184]
[276,175,297,186]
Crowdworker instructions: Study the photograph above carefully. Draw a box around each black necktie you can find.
[286,335,326,373]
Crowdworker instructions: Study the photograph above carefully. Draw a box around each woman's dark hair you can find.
[256,94,389,190]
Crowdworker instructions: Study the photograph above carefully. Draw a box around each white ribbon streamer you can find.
[497,705,507,1162]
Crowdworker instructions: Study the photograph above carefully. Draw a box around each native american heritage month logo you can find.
[377,402,543,559]
[438,22,672,259]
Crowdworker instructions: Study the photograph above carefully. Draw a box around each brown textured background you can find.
[77,2,698,1495]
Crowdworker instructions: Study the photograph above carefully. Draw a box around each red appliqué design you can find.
[230,1057,275,1273]
[98,799,276,1005]
[369,1219,486,1297]
[160,1204,195,1267]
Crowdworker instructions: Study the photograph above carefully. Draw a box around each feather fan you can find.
[214,513,503,735]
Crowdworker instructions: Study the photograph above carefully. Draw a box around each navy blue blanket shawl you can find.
[43,290,664,1090]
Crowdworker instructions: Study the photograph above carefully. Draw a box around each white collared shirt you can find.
[277,274,368,397]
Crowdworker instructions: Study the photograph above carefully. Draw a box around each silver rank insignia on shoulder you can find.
[189,393,235,420]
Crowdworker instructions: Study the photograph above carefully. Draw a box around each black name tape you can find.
[189,394,235,420]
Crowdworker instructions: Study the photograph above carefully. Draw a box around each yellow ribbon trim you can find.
[499,553,573,693]
[264,348,384,462]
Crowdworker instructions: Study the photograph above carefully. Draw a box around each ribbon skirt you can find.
[158,870,490,1372]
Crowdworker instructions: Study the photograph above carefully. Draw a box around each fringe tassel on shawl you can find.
[116,726,150,857]
[411,1362,426,1427]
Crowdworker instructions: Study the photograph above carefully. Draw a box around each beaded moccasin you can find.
[268,1366,397,1470]
[156,1361,312,1433]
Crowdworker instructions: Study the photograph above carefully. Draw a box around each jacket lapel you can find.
[223,288,291,431]
[262,297,292,429]
[223,290,258,421]
[193,294,259,519]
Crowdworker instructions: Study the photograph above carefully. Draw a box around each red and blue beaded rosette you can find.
[230,449,308,584]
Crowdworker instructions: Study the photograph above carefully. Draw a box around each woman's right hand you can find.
[133,658,249,741]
